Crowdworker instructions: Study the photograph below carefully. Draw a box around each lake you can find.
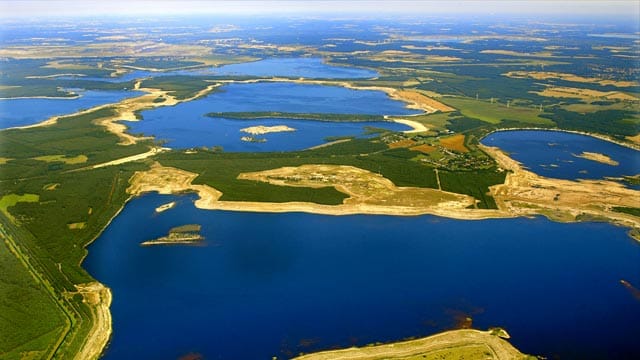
[85,192,640,360]
[130,82,417,150]
[60,57,379,83]
[481,130,640,182]
[0,89,141,129]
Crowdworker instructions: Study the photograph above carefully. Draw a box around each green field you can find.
[440,97,554,125]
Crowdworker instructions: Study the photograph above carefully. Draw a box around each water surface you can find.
[131,82,417,150]
[0,89,141,129]
[61,58,378,83]
[85,193,640,360]
[481,130,640,181]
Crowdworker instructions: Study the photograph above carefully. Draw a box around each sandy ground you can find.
[573,151,619,166]
[482,144,640,233]
[73,282,112,360]
[127,163,512,219]
[391,118,428,133]
[92,147,169,168]
[127,163,223,209]
[504,71,639,87]
[240,125,296,135]
[293,329,530,360]
[533,86,639,101]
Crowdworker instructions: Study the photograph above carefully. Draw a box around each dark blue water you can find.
[482,130,640,181]
[0,90,141,129]
[85,193,640,360]
[62,58,378,82]
[131,82,417,150]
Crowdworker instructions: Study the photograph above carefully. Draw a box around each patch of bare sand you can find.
[533,86,639,101]
[127,163,222,209]
[127,163,508,219]
[573,151,619,166]
[504,71,639,88]
[72,282,111,360]
[626,133,640,145]
[293,329,530,360]
[482,144,640,233]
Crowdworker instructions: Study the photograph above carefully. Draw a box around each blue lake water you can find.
[130,82,417,150]
[481,130,640,181]
[62,58,378,82]
[85,193,640,359]
[0,90,141,129]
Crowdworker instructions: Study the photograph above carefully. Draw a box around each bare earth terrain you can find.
[293,329,532,360]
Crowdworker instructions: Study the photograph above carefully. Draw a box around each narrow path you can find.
[435,168,442,190]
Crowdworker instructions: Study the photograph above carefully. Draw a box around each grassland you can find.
[440,97,553,125]
[0,194,39,220]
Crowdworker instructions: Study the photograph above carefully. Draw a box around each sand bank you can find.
[73,282,112,360]
[294,329,531,360]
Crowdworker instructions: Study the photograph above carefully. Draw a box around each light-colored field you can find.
[67,222,86,230]
[410,144,437,153]
[439,134,468,153]
[562,101,639,114]
[293,329,532,360]
[392,90,456,113]
[238,165,474,210]
[43,61,95,70]
[533,86,639,101]
[441,97,554,125]
[34,154,88,164]
[0,157,11,164]
[240,125,296,135]
[0,194,39,221]
[480,49,556,58]
[43,183,60,191]
[573,151,619,166]
[0,41,212,59]
[504,71,639,87]
[388,139,417,149]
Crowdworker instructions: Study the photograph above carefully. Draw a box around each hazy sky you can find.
[1,0,638,18]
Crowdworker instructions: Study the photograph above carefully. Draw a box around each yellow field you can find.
[388,139,417,149]
[533,86,639,101]
[504,71,639,87]
[439,134,468,153]
[34,154,88,164]
[410,144,437,153]
[67,222,86,230]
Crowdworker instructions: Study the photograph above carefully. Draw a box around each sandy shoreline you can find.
[293,329,529,360]
[73,282,112,360]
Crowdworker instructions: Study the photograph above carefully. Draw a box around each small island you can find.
[240,125,296,135]
[155,201,176,213]
[574,151,619,166]
[141,224,204,246]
